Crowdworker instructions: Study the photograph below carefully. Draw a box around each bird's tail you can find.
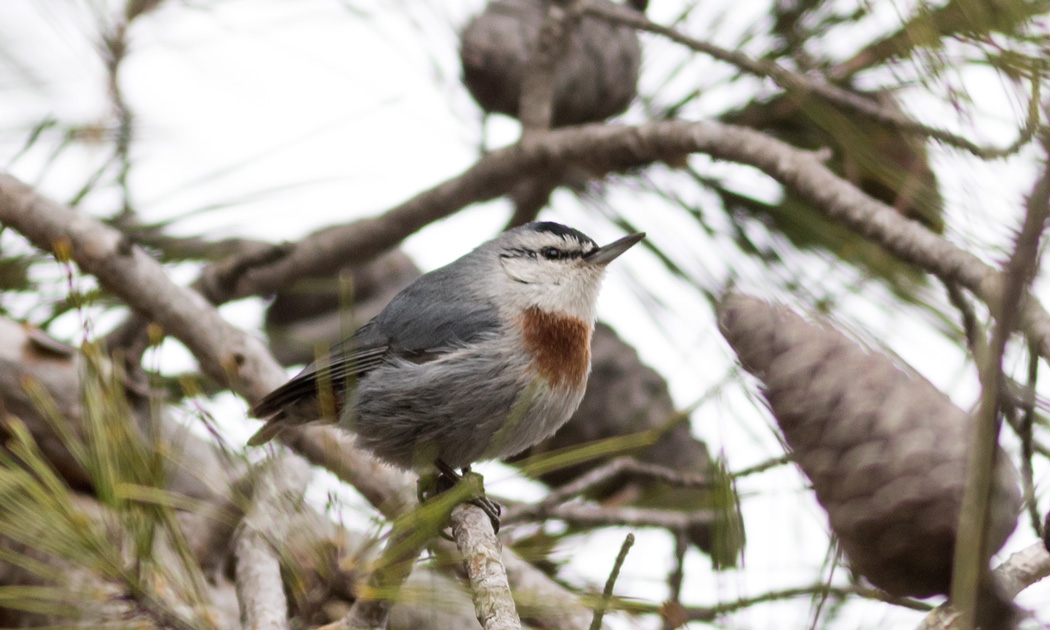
[248,384,340,446]
[247,417,288,447]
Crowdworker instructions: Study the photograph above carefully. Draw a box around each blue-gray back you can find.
[251,249,500,419]
[375,254,499,353]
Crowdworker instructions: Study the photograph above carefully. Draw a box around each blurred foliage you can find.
[834,0,1050,79]
[0,343,210,627]
[0,254,32,295]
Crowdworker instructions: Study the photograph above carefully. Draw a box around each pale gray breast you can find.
[350,321,587,471]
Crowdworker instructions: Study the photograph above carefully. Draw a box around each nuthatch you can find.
[249,222,644,518]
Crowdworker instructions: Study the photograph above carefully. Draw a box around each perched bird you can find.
[249,222,644,511]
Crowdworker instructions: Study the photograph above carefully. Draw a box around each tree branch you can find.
[10,110,1050,376]
[589,532,633,630]
[996,541,1050,600]
[234,456,311,630]
[503,456,713,523]
[0,174,287,402]
[451,504,521,630]
[654,584,932,622]
[507,502,718,530]
[519,0,582,136]
[917,542,1050,630]
[142,119,1050,371]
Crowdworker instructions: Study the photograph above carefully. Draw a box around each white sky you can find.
[1,0,1048,628]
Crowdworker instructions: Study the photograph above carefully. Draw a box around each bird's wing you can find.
[373,261,501,352]
[249,320,392,420]
[250,265,500,425]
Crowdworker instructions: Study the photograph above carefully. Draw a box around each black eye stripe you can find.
[544,246,584,260]
[502,245,590,260]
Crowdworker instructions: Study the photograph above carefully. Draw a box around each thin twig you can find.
[665,530,687,620]
[629,584,932,621]
[504,456,713,523]
[731,455,791,478]
[1001,405,1050,460]
[515,502,717,530]
[1021,344,1043,538]
[944,282,986,359]
[451,504,521,630]
[942,283,1050,493]
[589,532,634,630]
[100,22,135,219]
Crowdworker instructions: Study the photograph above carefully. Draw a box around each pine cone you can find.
[717,293,1021,600]
[459,0,641,127]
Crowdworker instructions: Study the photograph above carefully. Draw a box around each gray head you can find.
[475,221,645,322]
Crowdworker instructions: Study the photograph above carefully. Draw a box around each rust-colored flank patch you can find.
[520,306,591,388]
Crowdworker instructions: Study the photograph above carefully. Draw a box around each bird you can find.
[248,222,644,524]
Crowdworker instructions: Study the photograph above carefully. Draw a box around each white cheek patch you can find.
[500,256,542,284]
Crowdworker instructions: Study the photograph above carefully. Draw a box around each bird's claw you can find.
[467,490,502,534]
[419,462,502,534]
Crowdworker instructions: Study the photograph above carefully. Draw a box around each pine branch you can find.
[451,504,521,630]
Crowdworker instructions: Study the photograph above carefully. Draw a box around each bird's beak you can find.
[584,232,646,266]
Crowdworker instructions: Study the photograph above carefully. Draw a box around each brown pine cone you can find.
[459,0,641,127]
[717,293,1021,601]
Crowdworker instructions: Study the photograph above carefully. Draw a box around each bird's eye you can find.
[540,246,561,260]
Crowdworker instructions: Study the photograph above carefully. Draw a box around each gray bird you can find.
[249,223,644,496]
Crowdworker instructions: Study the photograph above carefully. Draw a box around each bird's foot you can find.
[418,461,502,534]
